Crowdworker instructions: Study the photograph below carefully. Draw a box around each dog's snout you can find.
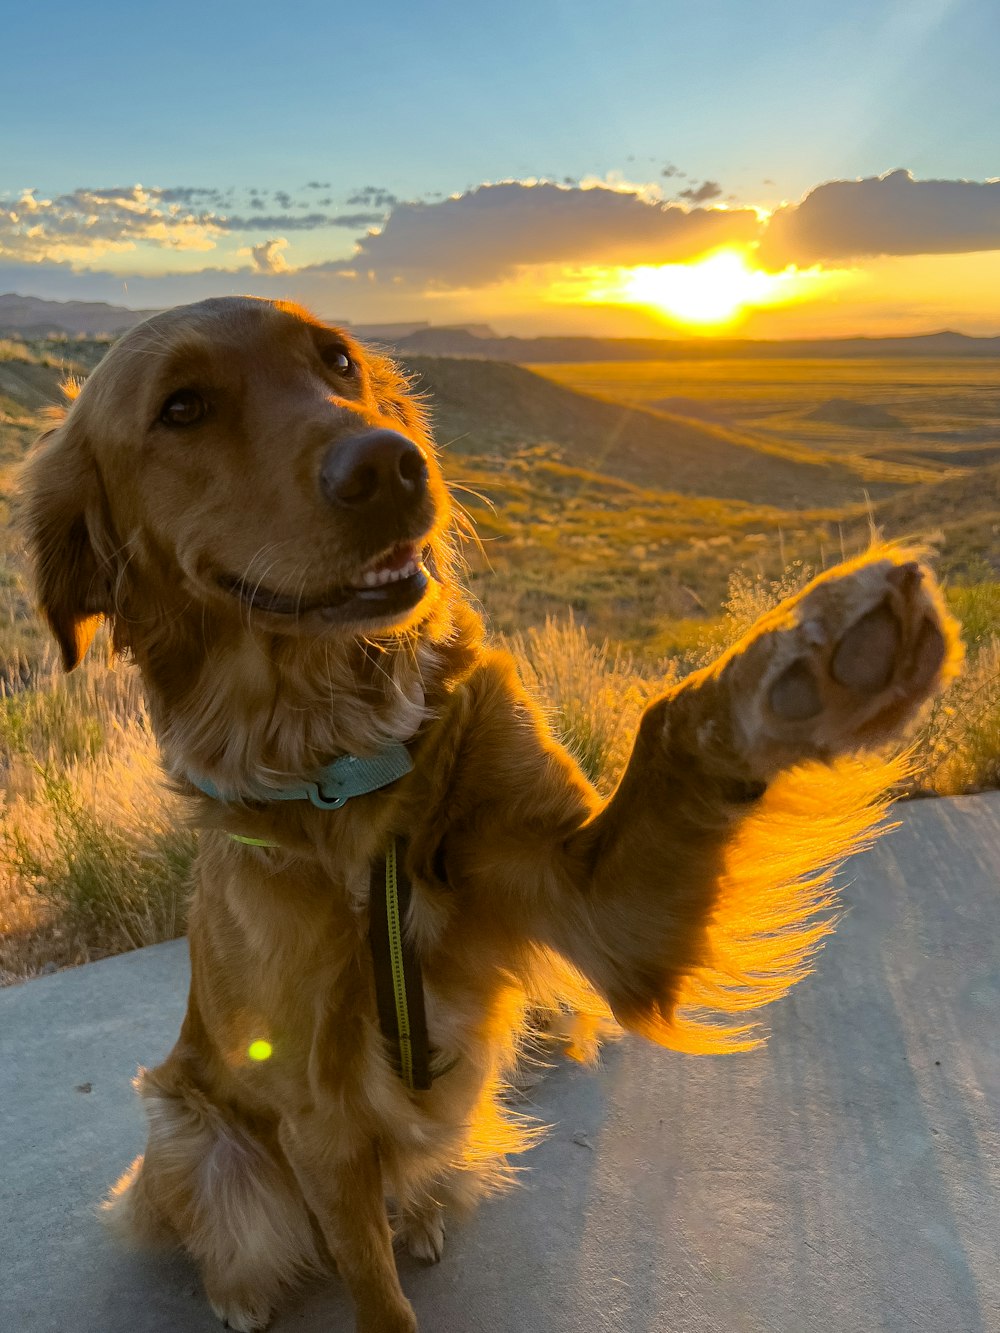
[320,430,428,512]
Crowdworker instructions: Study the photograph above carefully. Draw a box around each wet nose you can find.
[319,430,429,512]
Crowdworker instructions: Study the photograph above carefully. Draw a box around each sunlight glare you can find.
[579,249,831,328]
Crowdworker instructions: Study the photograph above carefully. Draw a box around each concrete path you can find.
[2,794,998,1333]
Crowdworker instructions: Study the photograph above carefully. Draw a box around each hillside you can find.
[867,463,1000,576]
[403,356,894,508]
[0,294,155,338]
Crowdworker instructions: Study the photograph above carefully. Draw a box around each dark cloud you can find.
[155,186,226,204]
[346,186,399,210]
[759,169,1000,268]
[344,181,759,286]
[679,180,723,204]
[660,163,683,179]
[212,212,342,231]
[331,211,386,229]
[274,191,293,209]
[305,180,332,190]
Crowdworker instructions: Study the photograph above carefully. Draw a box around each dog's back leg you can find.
[105,1067,320,1332]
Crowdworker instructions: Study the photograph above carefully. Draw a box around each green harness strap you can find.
[368,837,432,1092]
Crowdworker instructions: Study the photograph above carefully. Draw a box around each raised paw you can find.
[730,550,962,777]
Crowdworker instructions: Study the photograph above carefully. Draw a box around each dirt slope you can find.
[404,356,884,509]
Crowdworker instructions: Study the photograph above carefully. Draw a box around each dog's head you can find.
[22,296,454,671]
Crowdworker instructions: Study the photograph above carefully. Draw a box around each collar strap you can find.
[187,741,413,809]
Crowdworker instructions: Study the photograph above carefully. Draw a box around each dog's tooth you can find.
[363,570,379,587]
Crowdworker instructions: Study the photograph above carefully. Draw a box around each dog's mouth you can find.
[216,540,432,626]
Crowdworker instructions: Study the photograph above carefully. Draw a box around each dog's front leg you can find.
[562,548,962,1044]
[447,548,961,1052]
[278,1117,416,1333]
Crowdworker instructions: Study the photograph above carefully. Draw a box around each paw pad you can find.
[770,660,822,720]
[831,601,900,693]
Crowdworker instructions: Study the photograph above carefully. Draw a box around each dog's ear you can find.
[21,417,115,670]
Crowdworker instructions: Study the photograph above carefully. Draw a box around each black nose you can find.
[319,429,428,511]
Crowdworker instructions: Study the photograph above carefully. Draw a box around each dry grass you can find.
[0,642,194,983]
[906,582,1000,796]
[507,617,667,794]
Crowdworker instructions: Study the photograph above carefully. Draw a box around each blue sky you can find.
[3,0,999,334]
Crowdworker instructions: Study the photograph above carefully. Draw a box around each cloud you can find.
[210,211,355,231]
[347,186,399,210]
[0,183,392,267]
[679,180,723,204]
[759,169,1000,268]
[154,186,227,205]
[0,187,224,263]
[239,238,290,274]
[343,181,761,286]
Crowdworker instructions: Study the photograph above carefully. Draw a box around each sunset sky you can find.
[4,0,1000,338]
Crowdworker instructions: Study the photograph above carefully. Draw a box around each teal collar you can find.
[186,741,413,809]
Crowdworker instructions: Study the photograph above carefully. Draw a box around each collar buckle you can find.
[308,778,349,809]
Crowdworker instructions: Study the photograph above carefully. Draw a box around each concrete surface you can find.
[2,793,998,1333]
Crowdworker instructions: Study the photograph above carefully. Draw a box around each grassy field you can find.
[1,339,997,981]
[531,357,1000,461]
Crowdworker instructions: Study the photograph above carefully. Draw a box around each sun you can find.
[619,250,780,325]
[572,248,829,329]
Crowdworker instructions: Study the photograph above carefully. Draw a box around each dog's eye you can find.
[321,346,354,376]
[159,390,208,427]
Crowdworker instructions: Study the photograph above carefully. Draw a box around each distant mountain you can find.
[0,295,501,344]
[352,321,499,342]
[0,294,157,337]
[385,327,1000,362]
[3,292,997,360]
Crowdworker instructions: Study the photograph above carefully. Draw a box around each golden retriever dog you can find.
[22,296,962,1332]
